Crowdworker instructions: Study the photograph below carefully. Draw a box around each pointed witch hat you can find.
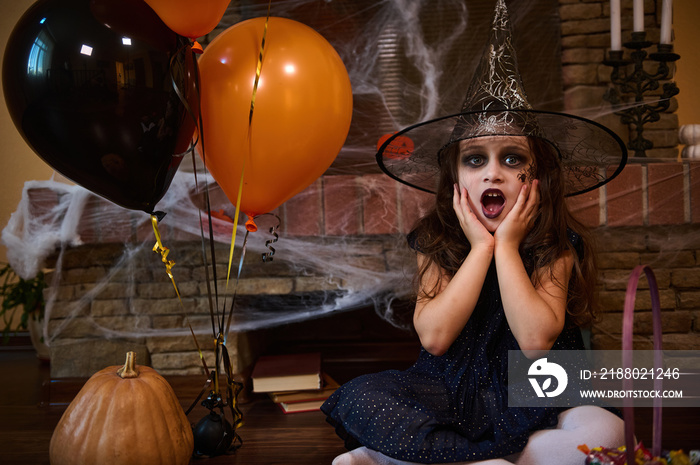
[376,0,627,196]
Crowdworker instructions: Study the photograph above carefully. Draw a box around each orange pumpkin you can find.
[49,352,194,465]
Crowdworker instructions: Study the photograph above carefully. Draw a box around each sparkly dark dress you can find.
[321,231,587,463]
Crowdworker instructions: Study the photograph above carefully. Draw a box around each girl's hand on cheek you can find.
[494,180,539,249]
[453,184,494,252]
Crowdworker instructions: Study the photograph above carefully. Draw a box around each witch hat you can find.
[377,0,626,196]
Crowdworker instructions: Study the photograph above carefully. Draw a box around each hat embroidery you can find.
[376,0,627,197]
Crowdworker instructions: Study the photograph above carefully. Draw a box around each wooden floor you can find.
[1,347,698,465]
[0,348,351,465]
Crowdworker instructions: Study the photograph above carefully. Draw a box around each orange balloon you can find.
[197,17,353,217]
[144,0,229,39]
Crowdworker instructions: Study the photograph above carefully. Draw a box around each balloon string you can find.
[195,160,224,337]
[150,214,210,376]
[178,42,221,322]
[169,43,200,158]
[224,230,249,344]
[169,40,222,340]
[223,213,278,339]
[191,166,218,338]
[184,358,243,452]
[176,39,223,336]
[167,42,223,328]
[249,2,272,126]
[171,37,240,444]
[185,372,213,416]
[220,338,245,438]
[223,1,271,289]
[213,335,222,396]
[225,163,245,288]
[167,42,224,376]
[204,336,243,450]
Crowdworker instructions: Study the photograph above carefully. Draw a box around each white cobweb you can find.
[4,0,662,350]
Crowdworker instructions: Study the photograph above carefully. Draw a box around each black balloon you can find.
[3,0,198,213]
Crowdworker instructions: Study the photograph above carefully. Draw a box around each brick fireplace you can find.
[22,157,700,379]
[10,0,700,379]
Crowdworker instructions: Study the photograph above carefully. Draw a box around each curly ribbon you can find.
[151,214,177,284]
[262,215,280,262]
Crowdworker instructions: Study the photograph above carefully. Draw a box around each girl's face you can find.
[456,135,534,232]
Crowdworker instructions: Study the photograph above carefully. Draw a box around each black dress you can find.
[321,232,587,463]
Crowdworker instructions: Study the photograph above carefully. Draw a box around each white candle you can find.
[610,0,622,50]
[633,0,644,32]
[660,0,673,44]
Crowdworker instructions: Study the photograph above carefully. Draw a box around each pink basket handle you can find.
[622,265,663,463]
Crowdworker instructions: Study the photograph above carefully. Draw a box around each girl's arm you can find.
[494,180,571,358]
[413,247,492,356]
[413,185,493,356]
[496,246,572,358]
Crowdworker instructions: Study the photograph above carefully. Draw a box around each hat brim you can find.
[376,109,628,197]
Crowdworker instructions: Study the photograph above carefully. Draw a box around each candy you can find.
[578,444,694,465]
[579,442,657,465]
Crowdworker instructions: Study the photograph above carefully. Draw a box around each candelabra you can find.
[603,31,680,158]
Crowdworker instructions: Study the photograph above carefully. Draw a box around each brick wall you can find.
[40,185,417,377]
[558,0,698,351]
[41,157,700,377]
[593,225,700,350]
[32,1,700,378]
[282,167,700,353]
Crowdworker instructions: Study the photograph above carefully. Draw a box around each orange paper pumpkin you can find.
[144,0,229,39]
[197,17,353,218]
[49,352,194,465]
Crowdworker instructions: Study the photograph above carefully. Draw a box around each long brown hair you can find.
[411,136,599,327]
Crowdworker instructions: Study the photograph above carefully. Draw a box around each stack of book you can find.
[250,352,339,414]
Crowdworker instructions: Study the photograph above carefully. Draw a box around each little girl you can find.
[321,1,629,464]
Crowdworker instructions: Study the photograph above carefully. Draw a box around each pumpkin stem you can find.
[117,351,139,379]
